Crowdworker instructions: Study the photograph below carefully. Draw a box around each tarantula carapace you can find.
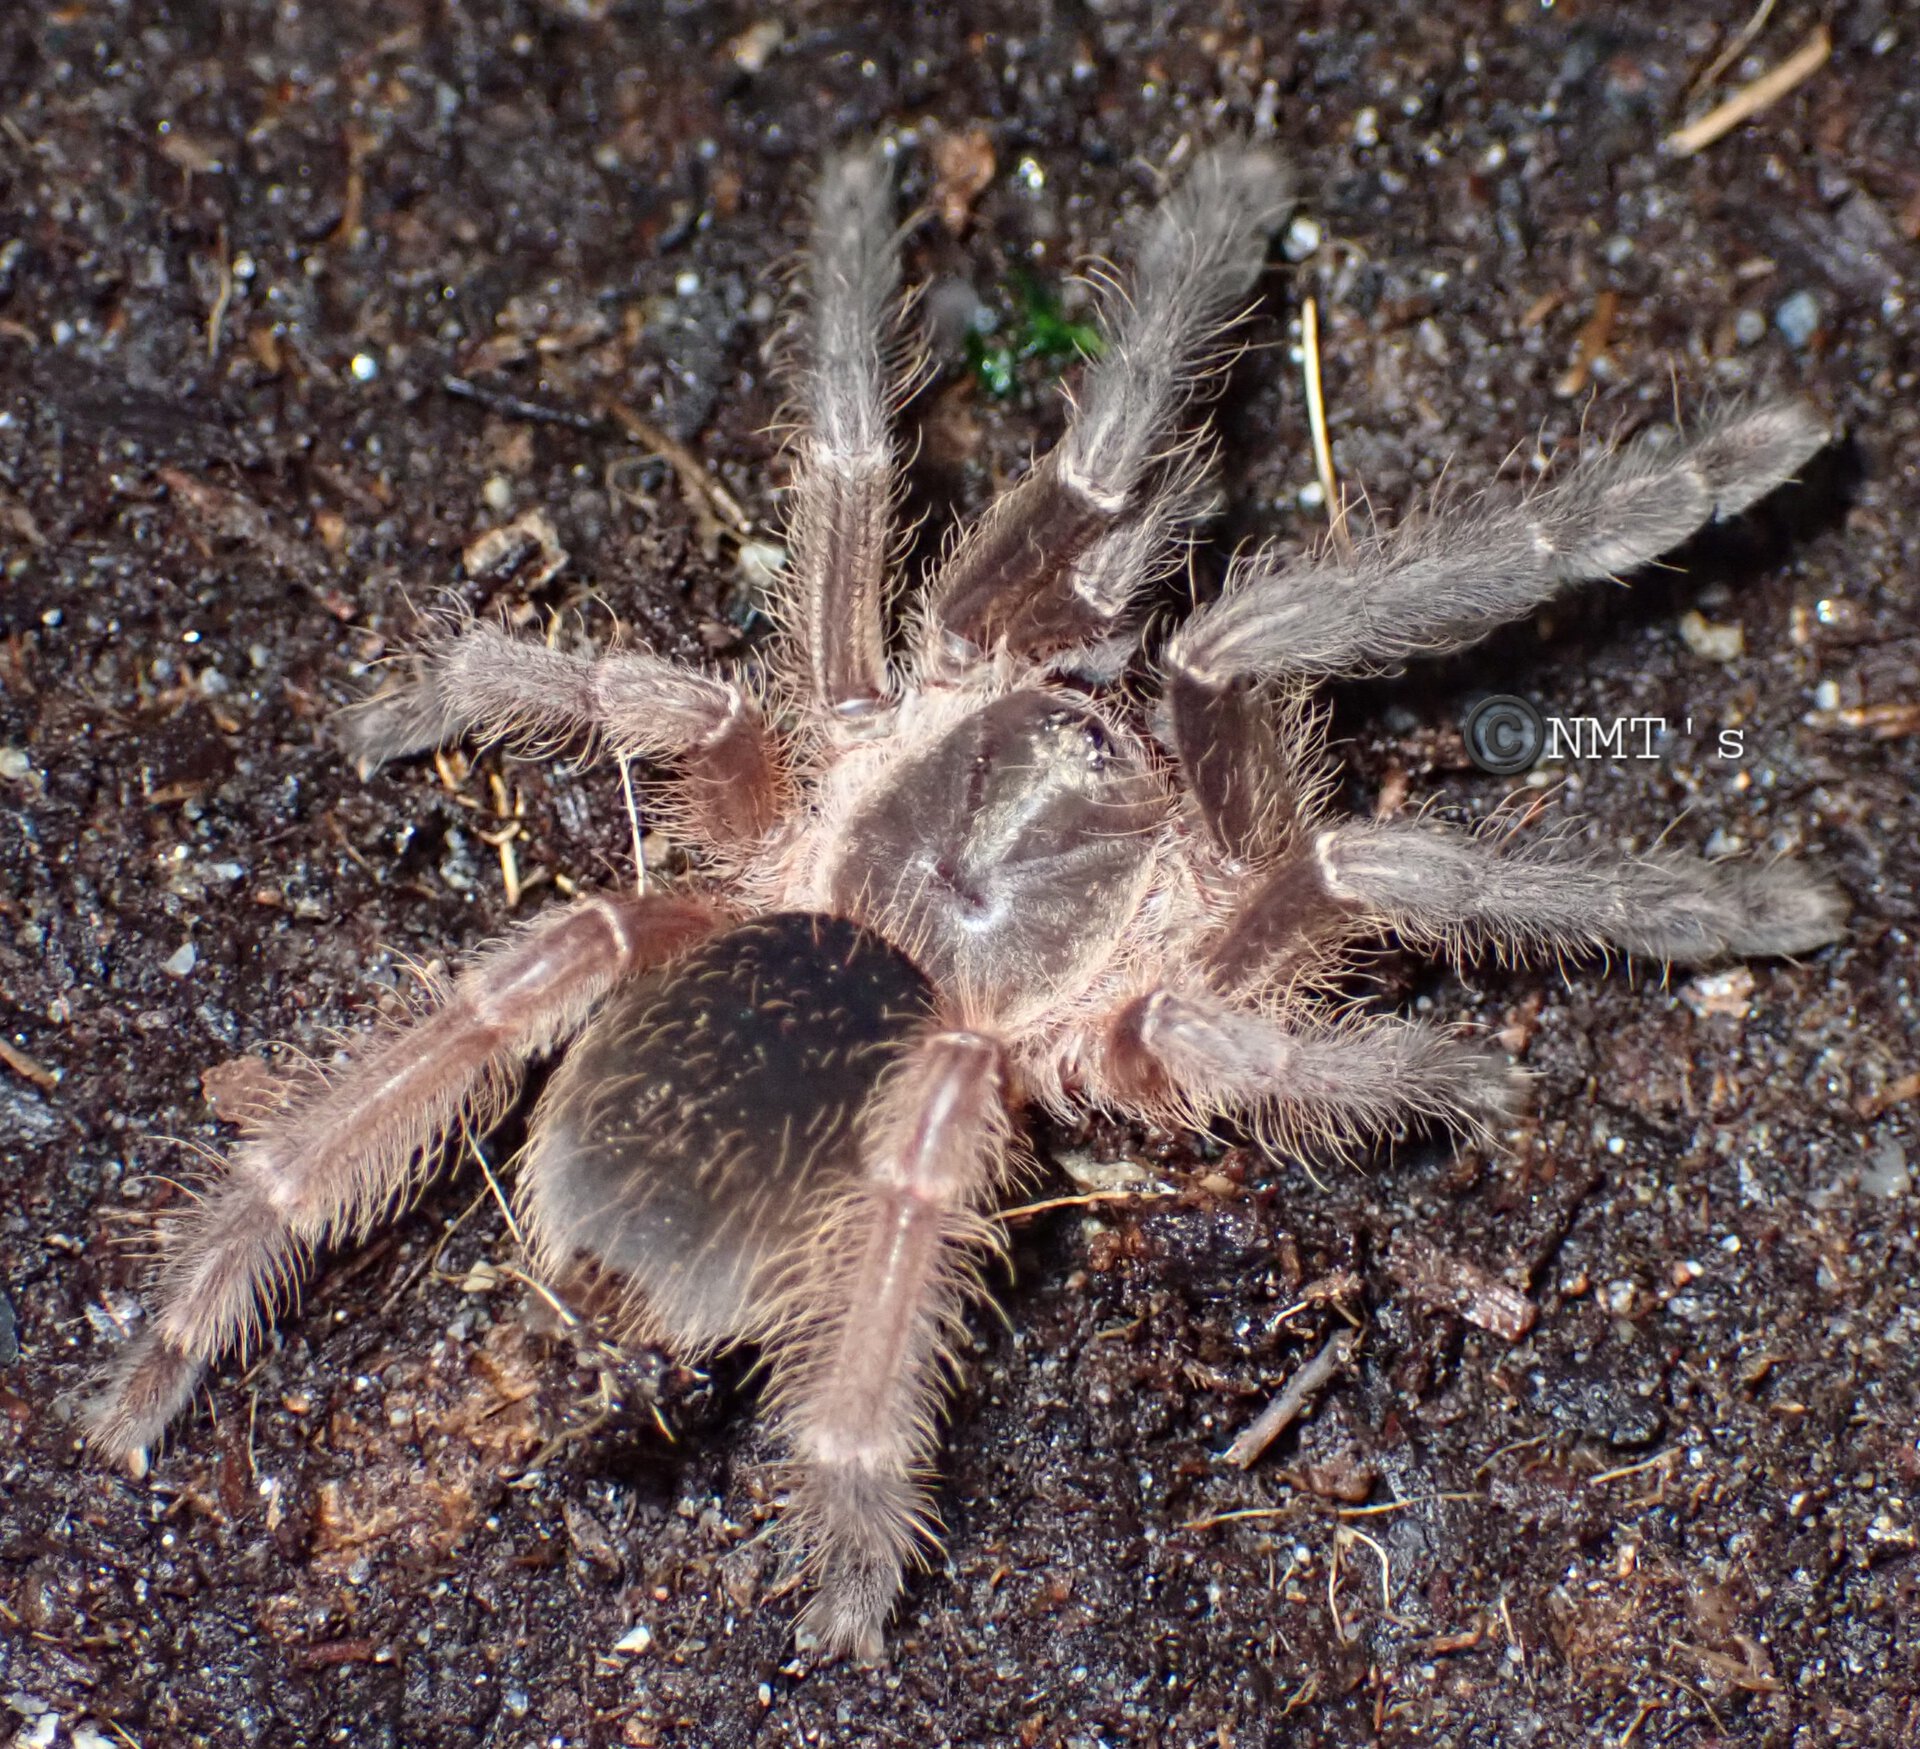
[90,138,1845,1658]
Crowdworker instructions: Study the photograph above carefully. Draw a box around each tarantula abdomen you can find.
[521,913,939,1354]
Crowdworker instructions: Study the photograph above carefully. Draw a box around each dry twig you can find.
[1666,23,1830,158]
[1223,1326,1359,1469]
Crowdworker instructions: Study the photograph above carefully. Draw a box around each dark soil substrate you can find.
[3,4,1916,1744]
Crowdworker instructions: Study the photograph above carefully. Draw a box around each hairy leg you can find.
[88,892,716,1471]
[1098,987,1515,1156]
[1165,401,1828,856]
[784,144,906,724]
[922,145,1294,670]
[1201,819,1845,998]
[1200,830,1367,995]
[1310,820,1847,964]
[338,620,786,851]
[1162,678,1331,869]
[1168,400,1828,686]
[770,1028,1012,1661]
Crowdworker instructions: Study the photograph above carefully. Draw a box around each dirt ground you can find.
[3,2,1917,1745]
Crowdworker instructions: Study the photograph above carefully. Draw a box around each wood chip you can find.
[1388,1236,1536,1340]
[200,1054,288,1123]
[0,1036,59,1092]
[931,127,996,235]
[462,507,567,586]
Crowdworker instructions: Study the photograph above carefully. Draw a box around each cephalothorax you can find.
[90,139,1844,1658]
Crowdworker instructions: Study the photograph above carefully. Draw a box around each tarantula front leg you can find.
[339,622,785,851]
[87,892,716,1470]
[1096,988,1515,1155]
[771,1028,1012,1661]
[921,145,1295,671]
[784,144,908,724]
[1165,400,1830,857]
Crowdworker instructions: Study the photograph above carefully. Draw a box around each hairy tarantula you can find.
[89,139,1845,1659]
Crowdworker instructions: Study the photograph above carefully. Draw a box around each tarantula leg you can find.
[774,1029,1011,1662]
[1166,674,1330,866]
[1101,989,1515,1155]
[785,144,906,722]
[86,892,717,1471]
[920,453,1125,669]
[338,621,786,850]
[1314,821,1847,965]
[1202,834,1369,993]
[1167,399,1829,685]
[923,145,1294,669]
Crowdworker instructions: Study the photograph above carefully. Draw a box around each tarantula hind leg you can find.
[772,1028,1014,1662]
[1312,821,1847,965]
[86,892,716,1472]
[1102,989,1518,1154]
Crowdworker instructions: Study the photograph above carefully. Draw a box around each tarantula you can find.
[89,138,1844,1659]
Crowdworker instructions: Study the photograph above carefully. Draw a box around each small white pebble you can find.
[1813,679,1840,710]
[0,747,32,781]
[1281,213,1322,262]
[161,941,197,978]
[611,1623,653,1654]
[1774,290,1821,349]
[1683,966,1755,1020]
[674,269,701,298]
[349,351,379,382]
[460,1259,503,1295]
[1351,107,1379,148]
[481,474,514,513]
[1679,609,1745,663]
[1862,1136,1910,1200]
[734,537,788,599]
[728,18,783,72]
